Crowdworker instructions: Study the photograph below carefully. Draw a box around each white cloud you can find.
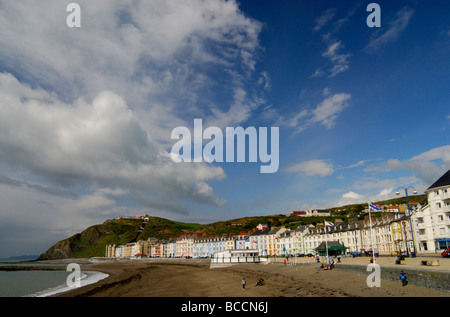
[0,1,268,257]
[337,191,365,206]
[365,145,450,185]
[310,68,325,78]
[309,93,351,128]
[258,71,271,91]
[345,160,367,169]
[311,40,351,78]
[0,181,147,257]
[322,41,351,78]
[365,6,414,52]
[0,73,226,211]
[336,187,398,207]
[285,159,334,177]
[0,0,263,144]
[313,8,336,31]
[0,0,267,215]
[275,93,351,134]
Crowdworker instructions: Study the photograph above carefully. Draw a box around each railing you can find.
[211,256,260,263]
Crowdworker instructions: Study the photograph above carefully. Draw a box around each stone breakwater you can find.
[335,263,450,291]
[0,265,66,271]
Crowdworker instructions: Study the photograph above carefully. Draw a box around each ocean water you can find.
[0,260,108,297]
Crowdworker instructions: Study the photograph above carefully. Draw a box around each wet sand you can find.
[56,258,449,297]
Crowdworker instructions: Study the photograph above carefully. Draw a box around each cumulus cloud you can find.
[0,0,269,256]
[285,159,334,177]
[364,145,450,186]
[0,0,263,143]
[0,73,227,211]
[336,187,396,207]
[0,0,266,204]
[337,191,365,206]
[330,145,450,208]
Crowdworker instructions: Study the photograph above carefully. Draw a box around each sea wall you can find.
[335,263,450,291]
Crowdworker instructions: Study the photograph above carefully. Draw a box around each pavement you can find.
[336,254,450,272]
[275,254,450,272]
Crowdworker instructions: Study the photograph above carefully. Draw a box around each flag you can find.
[324,220,334,227]
[369,203,381,211]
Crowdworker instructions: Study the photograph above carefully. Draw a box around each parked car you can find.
[441,248,450,258]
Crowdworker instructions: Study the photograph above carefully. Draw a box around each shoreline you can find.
[0,259,108,297]
[50,257,449,297]
[26,271,109,297]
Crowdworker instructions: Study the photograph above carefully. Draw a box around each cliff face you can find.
[37,219,142,260]
[37,239,73,260]
[37,217,200,260]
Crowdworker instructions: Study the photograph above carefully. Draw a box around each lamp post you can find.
[396,186,418,257]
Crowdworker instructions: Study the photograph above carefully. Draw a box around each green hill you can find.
[38,217,201,260]
[37,194,426,260]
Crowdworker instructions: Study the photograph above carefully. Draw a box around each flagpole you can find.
[324,221,329,264]
[368,203,376,264]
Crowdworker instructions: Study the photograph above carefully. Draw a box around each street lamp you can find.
[396,186,418,257]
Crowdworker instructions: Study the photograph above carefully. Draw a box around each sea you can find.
[0,259,108,297]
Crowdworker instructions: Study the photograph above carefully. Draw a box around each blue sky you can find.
[0,0,449,257]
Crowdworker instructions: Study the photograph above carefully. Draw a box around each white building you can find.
[413,169,450,253]
[276,226,312,256]
[246,228,271,256]
[211,249,260,264]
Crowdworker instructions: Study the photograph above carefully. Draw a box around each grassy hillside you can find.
[38,194,425,259]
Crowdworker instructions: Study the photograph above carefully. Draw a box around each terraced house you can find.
[105,170,450,259]
[413,169,450,253]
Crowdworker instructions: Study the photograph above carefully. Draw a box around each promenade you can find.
[336,254,450,271]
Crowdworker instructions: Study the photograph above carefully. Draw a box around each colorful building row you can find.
[106,169,450,259]
[105,232,252,259]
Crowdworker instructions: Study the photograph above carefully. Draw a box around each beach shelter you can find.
[315,241,347,256]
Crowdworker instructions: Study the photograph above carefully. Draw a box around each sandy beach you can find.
[54,256,450,298]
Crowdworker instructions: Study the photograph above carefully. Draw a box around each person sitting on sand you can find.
[316,263,324,272]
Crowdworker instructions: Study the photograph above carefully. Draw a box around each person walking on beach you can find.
[242,277,246,290]
[400,271,408,286]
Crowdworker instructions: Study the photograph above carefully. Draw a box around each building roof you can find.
[268,227,283,234]
[249,228,271,236]
[315,241,344,251]
[427,169,450,191]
